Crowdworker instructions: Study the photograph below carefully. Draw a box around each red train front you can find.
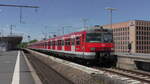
[28,27,117,67]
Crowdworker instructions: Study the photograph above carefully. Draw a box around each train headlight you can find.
[90,47,96,51]
[111,47,114,51]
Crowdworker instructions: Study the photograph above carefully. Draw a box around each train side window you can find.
[82,34,85,42]
[54,41,56,46]
[49,41,51,46]
[65,39,67,45]
[52,41,55,46]
[57,40,59,46]
[45,42,46,46]
[46,42,47,46]
[46,42,48,46]
[65,39,71,46]
[59,40,62,46]
[57,40,62,46]
[76,37,80,45]
[66,39,68,45]
[62,40,64,45]
[68,39,71,45]
[45,42,47,46]
[56,40,59,46]
[72,38,75,45]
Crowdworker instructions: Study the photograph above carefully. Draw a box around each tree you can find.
[18,42,28,48]
[18,39,38,48]
[29,39,38,43]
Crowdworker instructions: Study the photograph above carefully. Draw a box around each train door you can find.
[57,40,62,50]
[75,36,81,52]
[68,39,71,51]
[42,43,44,49]
[43,43,45,49]
[48,41,51,50]
[64,38,71,51]
[81,34,85,58]
[55,40,58,50]
[71,38,75,52]
[52,41,55,50]
[46,41,49,50]
[45,42,47,49]
[62,39,64,51]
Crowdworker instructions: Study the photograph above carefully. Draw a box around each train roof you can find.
[29,27,112,45]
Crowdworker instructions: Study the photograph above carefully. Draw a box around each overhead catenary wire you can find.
[0,4,39,24]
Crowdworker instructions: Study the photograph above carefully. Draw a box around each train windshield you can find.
[103,33,113,43]
[86,33,102,42]
[86,33,112,43]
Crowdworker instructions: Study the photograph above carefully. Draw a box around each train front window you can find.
[103,33,113,43]
[86,33,102,42]
[86,33,112,43]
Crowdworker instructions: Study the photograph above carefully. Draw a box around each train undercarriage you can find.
[95,52,117,67]
[32,49,117,68]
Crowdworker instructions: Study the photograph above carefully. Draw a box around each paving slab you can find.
[0,50,36,84]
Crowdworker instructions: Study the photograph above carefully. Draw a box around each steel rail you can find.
[93,67,150,83]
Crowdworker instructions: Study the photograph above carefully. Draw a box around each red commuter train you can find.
[28,27,117,67]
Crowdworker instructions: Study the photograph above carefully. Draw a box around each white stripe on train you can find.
[31,48,96,60]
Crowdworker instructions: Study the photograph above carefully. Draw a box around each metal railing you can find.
[114,52,150,58]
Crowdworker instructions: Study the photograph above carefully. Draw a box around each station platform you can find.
[115,52,150,60]
[115,52,150,71]
[0,50,41,84]
[25,49,144,84]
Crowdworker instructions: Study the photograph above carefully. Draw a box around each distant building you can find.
[99,20,150,53]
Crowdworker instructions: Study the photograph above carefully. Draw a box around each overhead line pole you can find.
[82,18,88,30]
[0,4,39,24]
[10,25,13,35]
[105,8,116,29]
[20,7,22,23]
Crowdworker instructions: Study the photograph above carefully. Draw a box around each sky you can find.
[0,0,150,41]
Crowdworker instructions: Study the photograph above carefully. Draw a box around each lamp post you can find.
[105,8,116,29]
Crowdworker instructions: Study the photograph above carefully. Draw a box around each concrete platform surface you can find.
[0,50,37,84]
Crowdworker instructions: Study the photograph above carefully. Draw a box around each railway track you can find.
[24,51,73,84]
[94,67,150,83]
[24,49,150,84]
